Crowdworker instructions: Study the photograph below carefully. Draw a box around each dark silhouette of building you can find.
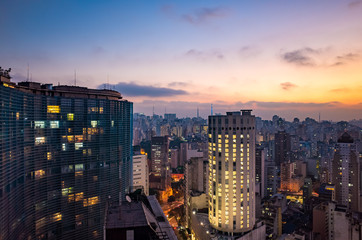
[274,131,291,166]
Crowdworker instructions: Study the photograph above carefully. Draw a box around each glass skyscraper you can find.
[0,73,132,240]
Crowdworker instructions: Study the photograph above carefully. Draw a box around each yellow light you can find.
[67,113,74,121]
[52,212,62,222]
[47,105,60,113]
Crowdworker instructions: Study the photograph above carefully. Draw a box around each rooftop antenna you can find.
[319,112,321,123]
[27,63,29,82]
[74,70,77,86]
[197,107,199,118]
[211,104,213,116]
[152,105,155,116]
[30,73,32,82]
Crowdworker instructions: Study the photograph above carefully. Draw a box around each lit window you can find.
[83,196,99,207]
[75,135,83,142]
[62,143,67,151]
[68,194,75,202]
[75,192,84,201]
[52,212,62,222]
[47,152,52,160]
[47,105,60,113]
[75,142,83,150]
[91,121,97,127]
[35,137,46,145]
[35,169,46,179]
[75,164,84,171]
[34,121,45,128]
[67,136,74,142]
[67,113,74,121]
[50,121,59,128]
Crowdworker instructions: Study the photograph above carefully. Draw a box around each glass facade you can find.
[0,79,132,240]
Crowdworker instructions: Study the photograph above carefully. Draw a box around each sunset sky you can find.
[1,0,362,121]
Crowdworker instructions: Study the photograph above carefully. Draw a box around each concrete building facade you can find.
[208,110,256,234]
[132,155,149,196]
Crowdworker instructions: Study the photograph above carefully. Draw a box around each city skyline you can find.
[2,0,362,121]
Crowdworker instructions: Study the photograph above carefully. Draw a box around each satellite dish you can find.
[126,196,132,203]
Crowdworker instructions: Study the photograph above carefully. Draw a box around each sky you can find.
[1,0,362,121]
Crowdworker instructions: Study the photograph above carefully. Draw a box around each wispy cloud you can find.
[182,7,229,24]
[281,48,360,67]
[280,82,298,91]
[168,82,190,87]
[281,48,319,66]
[99,82,188,97]
[185,49,224,60]
[331,53,360,66]
[329,88,351,93]
[239,46,261,58]
[348,1,362,8]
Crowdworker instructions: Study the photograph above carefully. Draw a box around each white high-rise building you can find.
[208,110,256,234]
[133,155,149,196]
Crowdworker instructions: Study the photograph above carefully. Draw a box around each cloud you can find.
[168,82,189,87]
[281,48,360,67]
[281,48,319,66]
[239,46,261,58]
[185,49,224,60]
[348,1,362,8]
[280,82,298,91]
[98,82,188,97]
[330,53,360,66]
[329,88,351,93]
[182,7,229,24]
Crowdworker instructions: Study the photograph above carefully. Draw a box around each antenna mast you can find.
[74,70,77,86]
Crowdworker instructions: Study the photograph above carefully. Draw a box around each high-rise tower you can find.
[0,70,133,240]
[208,110,256,234]
[332,132,360,212]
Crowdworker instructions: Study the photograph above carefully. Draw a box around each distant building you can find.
[150,136,170,190]
[261,194,286,239]
[164,113,176,121]
[319,183,335,202]
[275,131,291,166]
[132,155,149,196]
[185,157,209,228]
[255,147,265,198]
[332,132,360,212]
[265,159,279,198]
[280,160,306,193]
[313,202,362,240]
[169,148,179,169]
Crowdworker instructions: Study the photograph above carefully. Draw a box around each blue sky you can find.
[1,0,362,120]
